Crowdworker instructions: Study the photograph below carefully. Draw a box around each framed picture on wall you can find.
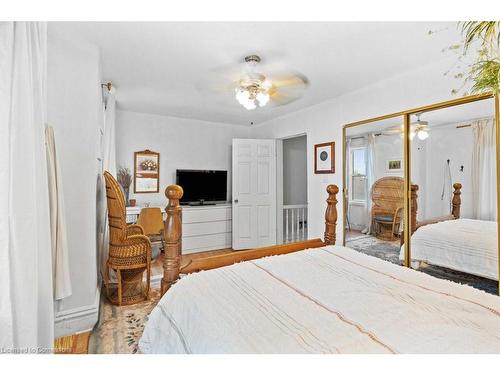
[314,142,335,174]
[134,149,160,193]
[386,158,403,173]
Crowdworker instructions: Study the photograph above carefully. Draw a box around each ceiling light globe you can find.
[409,131,416,141]
[243,100,256,110]
[256,92,270,107]
[235,89,250,105]
[417,130,429,140]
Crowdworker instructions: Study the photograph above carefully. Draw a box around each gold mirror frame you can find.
[342,93,500,294]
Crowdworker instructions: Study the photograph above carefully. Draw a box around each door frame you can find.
[276,132,308,245]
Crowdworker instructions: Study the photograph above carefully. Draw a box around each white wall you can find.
[414,124,474,220]
[47,31,103,336]
[252,57,461,243]
[283,135,307,205]
[374,134,404,180]
[116,110,251,206]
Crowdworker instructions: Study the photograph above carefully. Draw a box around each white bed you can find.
[139,245,500,354]
[399,218,498,280]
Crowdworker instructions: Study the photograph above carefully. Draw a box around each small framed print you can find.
[386,158,403,173]
[314,142,335,174]
[134,149,160,193]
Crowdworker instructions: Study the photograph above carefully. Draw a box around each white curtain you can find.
[0,22,54,351]
[365,133,376,233]
[100,90,117,283]
[45,126,72,301]
[471,118,497,221]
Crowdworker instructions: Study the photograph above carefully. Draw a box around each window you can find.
[351,147,367,202]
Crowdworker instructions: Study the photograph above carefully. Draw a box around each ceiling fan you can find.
[379,112,430,140]
[200,54,309,110]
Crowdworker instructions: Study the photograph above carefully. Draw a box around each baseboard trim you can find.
[54,287,100,338]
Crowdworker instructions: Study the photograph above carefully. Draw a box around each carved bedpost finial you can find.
[452,183,462,219]
[410,184,419,234]
[324,184,339,246]
[161,184,184,296]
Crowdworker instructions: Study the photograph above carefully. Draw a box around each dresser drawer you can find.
[182,206,231,224]
[182,232,232,254]
[183,220,231,237]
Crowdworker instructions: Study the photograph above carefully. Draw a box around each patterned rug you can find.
[88,288,161,354]
[346,235,498,295]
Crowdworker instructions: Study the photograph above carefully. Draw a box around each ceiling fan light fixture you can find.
[417,129,429,140]
[242,100,256,110]
[256,92,270,107]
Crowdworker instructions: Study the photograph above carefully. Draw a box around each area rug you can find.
[347,235,498,295]
[88,288,161,354]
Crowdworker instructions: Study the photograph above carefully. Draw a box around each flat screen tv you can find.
[176,169,227,204]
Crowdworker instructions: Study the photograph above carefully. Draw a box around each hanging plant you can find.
[461,21,500,94]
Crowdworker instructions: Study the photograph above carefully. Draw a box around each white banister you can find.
[283,204,308,243]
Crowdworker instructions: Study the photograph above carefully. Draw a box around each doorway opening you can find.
[278,134,308,244]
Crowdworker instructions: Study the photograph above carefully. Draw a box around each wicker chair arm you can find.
[393,206,404,220]
[127,224,144,236]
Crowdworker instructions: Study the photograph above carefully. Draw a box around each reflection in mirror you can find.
[405,98,498,294]
[344,116,405,262]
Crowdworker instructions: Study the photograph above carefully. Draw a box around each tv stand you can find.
[187,200,216,206]
[181,203,232,254]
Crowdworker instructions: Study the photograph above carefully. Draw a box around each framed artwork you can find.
[134,149,160,193]
[386,158,403,172]
[314,142,335,174]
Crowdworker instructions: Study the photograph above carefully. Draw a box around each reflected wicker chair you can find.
[370,177,404,241]
[103,171,151,306]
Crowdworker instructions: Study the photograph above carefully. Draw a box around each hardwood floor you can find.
[54,331,90,354]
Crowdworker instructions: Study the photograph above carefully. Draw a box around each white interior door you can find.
[232,139,277,250]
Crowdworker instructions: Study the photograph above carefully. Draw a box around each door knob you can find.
[234,199,238,203]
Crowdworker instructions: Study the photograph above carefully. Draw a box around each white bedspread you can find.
[399,219,498,280]
[140,245,500,354]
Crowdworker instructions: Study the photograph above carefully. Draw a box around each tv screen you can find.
[176,169,227,203]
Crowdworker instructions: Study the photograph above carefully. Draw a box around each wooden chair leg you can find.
[116,269,122,306]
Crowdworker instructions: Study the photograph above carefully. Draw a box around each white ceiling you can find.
[50,22,463,126]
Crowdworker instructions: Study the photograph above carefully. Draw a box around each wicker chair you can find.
[103,171,151,306]
[370,176,404,241]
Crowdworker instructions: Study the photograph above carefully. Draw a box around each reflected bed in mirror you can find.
[404,98,498,291]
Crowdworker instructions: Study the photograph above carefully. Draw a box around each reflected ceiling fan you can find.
[200,54,309,110]
[379,112,430,140]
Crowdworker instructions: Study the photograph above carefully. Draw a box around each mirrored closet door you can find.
[344,116,406,262]
[343,94,500,295]
[408,97,498,293]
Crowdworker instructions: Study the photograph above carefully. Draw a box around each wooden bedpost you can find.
[410,184,419,234]
[161,184,183,296]
[324,184,339,245]
[452,183,462,219]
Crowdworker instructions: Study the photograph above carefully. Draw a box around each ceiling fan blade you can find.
[269,73,309,89]
[269,89,299,106]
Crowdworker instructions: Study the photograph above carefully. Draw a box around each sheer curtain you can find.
[364,133,376,233]
[100,89,117,283]
[471,118,497,221]
[45,126,72,301]
[0,22,54,351]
